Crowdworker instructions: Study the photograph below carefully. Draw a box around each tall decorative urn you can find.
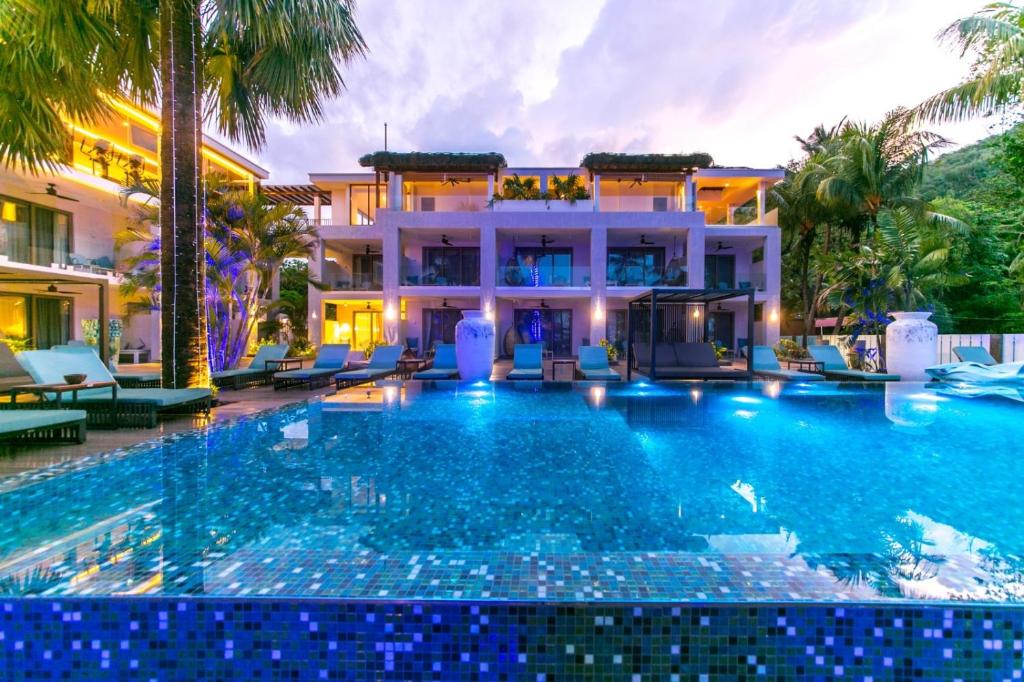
[885,311,937,381]
[454,310,495,381]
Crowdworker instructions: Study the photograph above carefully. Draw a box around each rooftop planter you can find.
[492,199,594,212]
[358,151,506,174]
[580,152,714,174]
[489,173,591,210]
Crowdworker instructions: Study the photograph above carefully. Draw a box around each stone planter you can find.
[492,199,594,212]
[455,310,495,381]
[885,311,937,381]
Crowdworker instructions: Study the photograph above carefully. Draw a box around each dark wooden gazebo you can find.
[626,288,756,381]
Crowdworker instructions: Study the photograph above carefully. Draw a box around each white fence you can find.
[809,333,1019,363]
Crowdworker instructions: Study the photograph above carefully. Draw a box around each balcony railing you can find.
[497,265,591,288]
[401,262,480,287]
[606,266,687,288]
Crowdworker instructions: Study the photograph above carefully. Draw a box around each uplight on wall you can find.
[692,307,700,319]
[484,302,494,321]
[593,302,604,321]
[384,305,398,322]
[769,308,779,323]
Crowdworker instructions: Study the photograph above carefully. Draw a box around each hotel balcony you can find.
[497,264,591,288]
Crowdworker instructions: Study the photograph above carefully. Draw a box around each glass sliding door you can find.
[32,297,72,349]
[0,198,72,266]
[422,247,480,286]
[1,199,30,263]
[514,247,572,287]
[422,308,463,350]
[351,254,383,290]
[607,247,665,286]
[0,295,29,341]
[704,254,735,289]
[513,308,572,357]
[352,311,383,352]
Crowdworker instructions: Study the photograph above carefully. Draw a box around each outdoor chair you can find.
[506,344,544,380]
[953,346,997,365]
[807,345,899,382]
[751,346,823,381]
[577,346,620,381]
[273,344,350,390]
[212,343,290,390]
[13,349,211,428]
[413,344,459,380]
[335,345,403,389]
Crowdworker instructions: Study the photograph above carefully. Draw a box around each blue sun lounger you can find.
[274,344,350,390]
[577,346,620,381]
[808,345,899,382]
[212,343,290,390]
[413,344,460,380]
[752,346,823,381]
[507,344,543,380]
[0,409,87,445]
[14,349,211,428]
[953,346,997,365]
[335,345,403,389]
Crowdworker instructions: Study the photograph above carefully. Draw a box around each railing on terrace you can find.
[497,264,591,288]
[401,262,480,287]
[606,267,688,287]
[319,272,383,291]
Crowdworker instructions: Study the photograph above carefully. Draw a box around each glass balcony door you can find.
[512,247,572,287]
[512,308,572,357]
[352,254,383,290]
[0,197,71,266]
[422,308,463,350]
[421,247,480,286]
[607,247,665,286]
[704,254,735,289]
[352,311,383,351]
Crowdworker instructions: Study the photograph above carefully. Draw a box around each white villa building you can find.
[0,98,267,361]
[297,152,782,361]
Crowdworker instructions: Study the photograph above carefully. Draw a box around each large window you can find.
[421,247,480,286]
[349,184,387,225]
[704,254,735,289]
[607,247,665,286]
[512,308,573,357]
[0,196,72,266]
[509,247,573,287]
[0,294,71,348]
[351,254,383,290]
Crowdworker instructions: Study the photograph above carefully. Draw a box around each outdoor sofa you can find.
[13,349,211,428]
[335,345,403,389]
[634,342,749,380]
[413,344,459,380]
[212,343,290,390]
[807,345,899,382]
[506,344,543,380]
[751,346,824,381]
[274,344,350,390]
[0,409,87,445]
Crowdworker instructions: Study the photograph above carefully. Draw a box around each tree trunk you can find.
[159,0,209,388]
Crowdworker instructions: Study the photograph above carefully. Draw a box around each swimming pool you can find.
[1,380,1021,604]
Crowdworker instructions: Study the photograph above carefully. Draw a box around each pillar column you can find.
[589,224,607,345]
[764,229,782,345]
[685,173,697,212]
[757,180,768,224]
[726,205,736,225]
[308,239,324,346]
[592,174,600,212]
[480,223,497,358]
[382,222,401,344]
[486,174,495,204]
[313,193,322,225]
[686,228,704,289]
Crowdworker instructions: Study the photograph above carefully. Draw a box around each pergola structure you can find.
[0,274,111,363]
[626,288,755,381]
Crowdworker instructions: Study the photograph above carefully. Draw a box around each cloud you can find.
[254,0,993,182]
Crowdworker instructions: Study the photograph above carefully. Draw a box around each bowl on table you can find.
[63,373,87,385]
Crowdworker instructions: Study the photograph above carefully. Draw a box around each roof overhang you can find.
[628,288,756,305]
[262,184,331,206]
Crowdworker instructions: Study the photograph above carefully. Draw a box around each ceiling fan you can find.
[441,298,452,308]
[36,283,80,295]
[540,235,555,248]
[29,183,79,202]
[441,174,470,187]
[629,175,647,188]
[539,299,550,309]
[714,241,733,251]
[441,234,453,246]
[364,244,381,255]
[639,234,654,246]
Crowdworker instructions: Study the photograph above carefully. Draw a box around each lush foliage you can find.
[776,110,969,363]
[580,152,714,173]
[598,338,618,362]
[118,179,319,371]
[547,175,591,201]
[359,151,506,173]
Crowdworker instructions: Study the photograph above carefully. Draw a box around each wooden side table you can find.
[551,359,577,381]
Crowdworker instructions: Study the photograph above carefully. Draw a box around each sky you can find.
[253,0,997,183]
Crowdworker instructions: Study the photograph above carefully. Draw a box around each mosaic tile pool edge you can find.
[2,599,1021,680]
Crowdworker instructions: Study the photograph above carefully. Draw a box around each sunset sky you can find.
[254,0,996,182]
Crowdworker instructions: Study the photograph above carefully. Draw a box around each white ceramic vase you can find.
[454,310,494,381]
[885,311,937,381]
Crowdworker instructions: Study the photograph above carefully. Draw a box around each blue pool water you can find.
[0,380,1022,603]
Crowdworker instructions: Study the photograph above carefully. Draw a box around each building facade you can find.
[0,98,267,359]
[305,152,782,360]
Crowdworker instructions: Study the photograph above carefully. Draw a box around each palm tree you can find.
[815,109,949,243]
[1,1,366,388]
[916,2,1024,123]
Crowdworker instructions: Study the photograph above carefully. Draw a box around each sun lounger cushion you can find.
[413,367,460,379]
[808,345,899,381]
[755,368,824,381]
[0,409,88,434]
[578,346,620,381]
[414,344,459,379]
[673,343,719,368]
[507,368,543,380]
[72,387,212,406]
[17,349,116,398]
